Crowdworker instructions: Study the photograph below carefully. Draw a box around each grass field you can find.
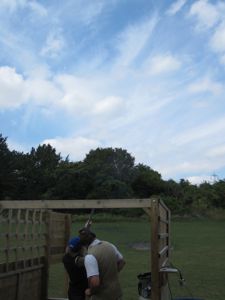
[49,218,225,300]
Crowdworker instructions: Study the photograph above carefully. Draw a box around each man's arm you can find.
[85,275,100,296]
[84,254,100,296]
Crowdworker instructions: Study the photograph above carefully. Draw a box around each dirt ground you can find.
[131,242,150,250]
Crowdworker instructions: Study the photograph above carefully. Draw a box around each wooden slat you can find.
[151,197,160,300]
[0,260,45,277]
[48,298,68,300]
[161,257,169,268]
[142,207,151,216]
[158,216,169,224]
[158,199,169,211]
[158,233,169,239]
[64,214,71,297]
[158,245,169,257]
[0,198,152,209]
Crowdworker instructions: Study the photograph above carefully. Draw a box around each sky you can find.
[0,0,225,184]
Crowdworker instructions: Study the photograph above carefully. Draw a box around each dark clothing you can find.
[62,253,88,300]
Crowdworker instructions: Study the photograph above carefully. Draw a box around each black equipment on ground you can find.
[137,272,151,299]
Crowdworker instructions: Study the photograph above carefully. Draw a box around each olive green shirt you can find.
[88,241,122,300]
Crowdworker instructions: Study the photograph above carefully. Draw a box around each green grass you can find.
[49,219,225,300]
[169,220,225,300]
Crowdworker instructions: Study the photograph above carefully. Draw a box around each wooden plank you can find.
[151,197,160,300]
[64,214,71,297]
[158,199,169,211]
[0,274,17,300]
[16,268,42,300]
[44,211,51,300]
[167,208,171,261]
[48,298,68,300]
[0,264,44,278]
[158,246,168,257]
[0,198,152,209]
[142,207,151,216]
[158,217,169,224]
[159,200,170,300]
[158,233,169,239]
[15,210,21,269]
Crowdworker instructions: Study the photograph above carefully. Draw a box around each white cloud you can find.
[54,74,127,119]
[158,160,212,177]
[0,66,125,119]
[28,1,47,17]
[157,155,225,179]
[115,16,158,67]
[0,0,26,11]
[0,66,27,109]
[55,74,97,114]
[207,144,225,157]
[188,76,223,95]
[7,138,29,153]
[188,1,225,66]
[0,66,62,110]
[25,78,62,105]
[0,0,47,16]
[147,54,181,75]
[92,96,124,115]
[172,116,225,146]
[187,175,214,185]
[167,0,187,16]
[27,64,52,80]
[189,0,220,30]
[220,54,225,65]
[42,136,101,161]
[210,21,225,53]
[40,30,65,58]
[79,1,105,25]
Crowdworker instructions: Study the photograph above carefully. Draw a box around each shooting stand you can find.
[0,197,170,300]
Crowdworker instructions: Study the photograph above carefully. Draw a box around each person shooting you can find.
[62,237,88,300]
[79,227,126,300]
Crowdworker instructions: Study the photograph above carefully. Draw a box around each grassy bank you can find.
[49,219,225,300]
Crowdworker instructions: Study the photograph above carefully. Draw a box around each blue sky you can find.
[1,0,225,184]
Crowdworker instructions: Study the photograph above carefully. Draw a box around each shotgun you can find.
[84,208,95,229]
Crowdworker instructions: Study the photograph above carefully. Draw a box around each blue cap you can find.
[68,237,81,251]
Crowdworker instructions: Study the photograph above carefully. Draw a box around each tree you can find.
[83,148,135,183]
[0,134,16,199]
[212,180,225,208]
[81,148,135,199]
[131,164,163,198]
[13,144,62,199]
[52,161,93,200]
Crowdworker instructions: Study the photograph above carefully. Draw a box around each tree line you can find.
[0,133,224,215]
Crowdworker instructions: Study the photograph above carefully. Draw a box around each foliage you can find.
[0,134,16,199]
[0,133,225,215]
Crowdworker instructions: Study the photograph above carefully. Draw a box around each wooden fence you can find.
[0,209,71,300]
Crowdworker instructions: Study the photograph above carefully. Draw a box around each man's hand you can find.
[86,275,100,296]
[74,255,85,267]
[85,288,92,296]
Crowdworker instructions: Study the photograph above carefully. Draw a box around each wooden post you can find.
[151,197,160,300]
[64,214,71,298]
[42,210,51,300]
